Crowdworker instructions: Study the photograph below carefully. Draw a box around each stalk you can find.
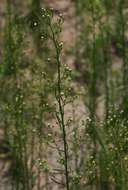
[49,21,70,190]
[118,1,128,108]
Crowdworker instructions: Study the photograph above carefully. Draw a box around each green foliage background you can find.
[0,0,128,190]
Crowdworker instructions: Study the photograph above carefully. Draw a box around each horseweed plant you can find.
[1,1,128,190]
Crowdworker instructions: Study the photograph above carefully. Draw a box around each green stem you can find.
[49,22,70,190]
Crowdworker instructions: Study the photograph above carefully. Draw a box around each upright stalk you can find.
[118,1,128,108]
[49,21,70,190]
[89,2,99,189]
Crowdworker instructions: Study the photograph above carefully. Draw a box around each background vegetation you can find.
[0,0,128,189]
